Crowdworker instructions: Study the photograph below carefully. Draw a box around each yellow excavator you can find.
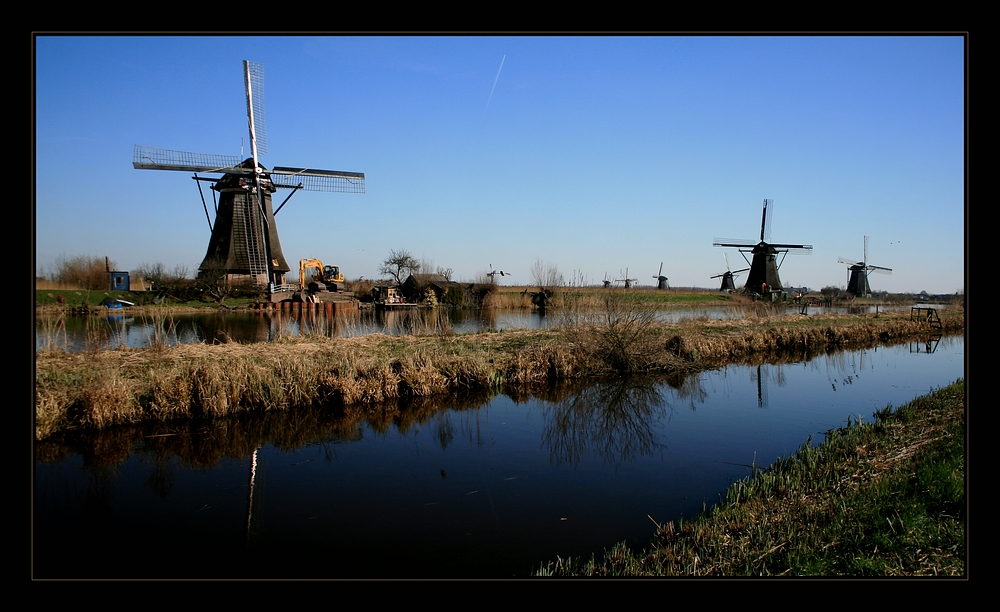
[299,258,345,294]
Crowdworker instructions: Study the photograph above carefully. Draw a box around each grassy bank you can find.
[34,307,963,440]
[536,379,965,577]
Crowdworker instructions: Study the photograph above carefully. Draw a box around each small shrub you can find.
[597,290,659,371]
[472,283,498,306]
[423,288,438,307]
[442,285,464,306]
[55,254,116,290]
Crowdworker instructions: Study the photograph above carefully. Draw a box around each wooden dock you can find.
[910,305,943,329]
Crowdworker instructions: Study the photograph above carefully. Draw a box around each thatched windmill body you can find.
[839,236,891,297]
[133,61,365,291]
[713,199,812,294]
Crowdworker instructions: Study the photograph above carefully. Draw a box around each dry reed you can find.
[36,310,68,352]
[35,307,963,440]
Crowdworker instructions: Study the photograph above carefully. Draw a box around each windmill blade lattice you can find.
[133,146,243,173]
[270,167,366,193]
[244,61,267,155]
[760,198,773,242]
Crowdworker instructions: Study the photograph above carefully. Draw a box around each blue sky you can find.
[34,35,965,294]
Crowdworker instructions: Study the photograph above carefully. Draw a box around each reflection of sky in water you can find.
[36,303,932,353]
[34,336,964,578]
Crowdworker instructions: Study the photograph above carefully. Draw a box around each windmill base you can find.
[746,288,789,302]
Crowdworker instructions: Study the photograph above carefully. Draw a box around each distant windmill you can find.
[713,199,812,295]
[602,273,612,288]
[652,262,669,290]
[133,60,365,291]
[839,236,891,297]
[487,264,512,283]
[710,253,750,292]
[617,268,638,289]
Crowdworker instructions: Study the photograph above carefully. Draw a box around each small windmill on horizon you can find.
[617,268,638,289]
[487,264,512,283]
[652,262,669,290]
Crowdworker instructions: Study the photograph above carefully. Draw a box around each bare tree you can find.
[379,249,421,285]
[134,262,192,290]
[171,264,191,280]
[436,266,454,281]
[133,262,166,288]
[531,258,564,290]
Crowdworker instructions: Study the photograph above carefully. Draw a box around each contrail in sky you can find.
[484,54,506,116]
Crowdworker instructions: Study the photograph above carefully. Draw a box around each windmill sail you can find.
[760,198,773,242]
[270,167,366,193]
[133,146,242,173]
[244,61,267,157]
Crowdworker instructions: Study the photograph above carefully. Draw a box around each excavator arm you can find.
[299,258,325,290]
[299,258,345,294]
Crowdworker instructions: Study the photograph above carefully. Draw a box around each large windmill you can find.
[133,60,365,291]
[710,253,750,292]
[839,236,891,297]
[652,262,669,290]
[713,199,812,295]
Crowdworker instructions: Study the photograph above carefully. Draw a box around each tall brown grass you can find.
[35,308,964,440]
[36,310,68,352]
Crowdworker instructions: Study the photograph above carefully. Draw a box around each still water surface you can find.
[34,335,963,578]
[37,303,923,353]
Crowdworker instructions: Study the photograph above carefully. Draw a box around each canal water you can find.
[36,303,927,353]
[33,334,964,578]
